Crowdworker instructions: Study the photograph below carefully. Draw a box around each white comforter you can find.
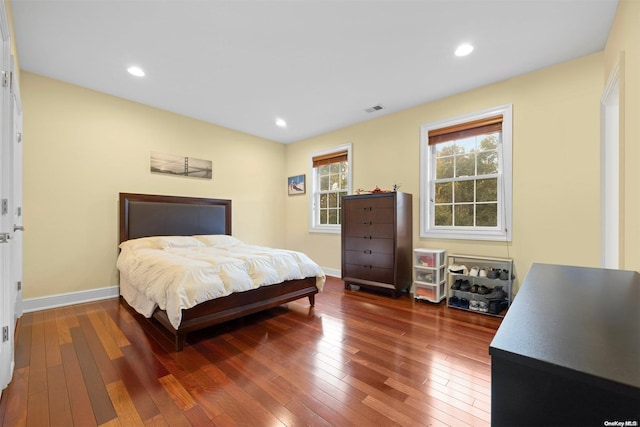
[117,235,325,329]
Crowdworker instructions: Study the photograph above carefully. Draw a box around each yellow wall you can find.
[604,0,640,272]
[286,52,605,290]
[22,72,286,299]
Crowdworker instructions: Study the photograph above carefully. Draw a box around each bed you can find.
[117,192,325,351]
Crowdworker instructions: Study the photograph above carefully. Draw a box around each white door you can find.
[0,0,16,397]
[11,56,22,321]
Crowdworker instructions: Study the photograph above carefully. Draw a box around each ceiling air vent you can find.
[365,104,384,113]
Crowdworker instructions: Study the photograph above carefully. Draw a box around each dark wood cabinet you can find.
[341,192,412,298]
[489,263,640,426]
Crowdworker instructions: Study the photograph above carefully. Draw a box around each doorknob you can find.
[13,225,24,232]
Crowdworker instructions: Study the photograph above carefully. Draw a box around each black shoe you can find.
[487,269,500,279]
[459,298,470,309]
[470,284,479,293]
[478,285,490,295]
[459,280,471,292]
[451,279,461,290]
[489,299,508,314]
[484,286,507,300]
[449,296,460,307]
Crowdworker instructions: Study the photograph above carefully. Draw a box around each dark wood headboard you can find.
[119,193,232,243]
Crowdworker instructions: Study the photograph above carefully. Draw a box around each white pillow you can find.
[119,236,160,251]
[194,234,242,247]
[156,236,206,249]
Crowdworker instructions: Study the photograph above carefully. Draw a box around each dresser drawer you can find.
[343,237,394,253]
[343,264,394,284]
[343,222,394,238]
[344,205,395,224]
[343,250,394,269]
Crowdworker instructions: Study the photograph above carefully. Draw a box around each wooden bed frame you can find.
[119,192,319,351]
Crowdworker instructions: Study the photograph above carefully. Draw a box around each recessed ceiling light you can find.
[455,43,474,57]
[127,66,145,77]
[275,118,287,128]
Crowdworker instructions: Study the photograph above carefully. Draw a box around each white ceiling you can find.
[11,0,618,144]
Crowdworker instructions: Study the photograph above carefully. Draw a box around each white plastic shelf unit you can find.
[412,248,447,303]
[447,254,514,317]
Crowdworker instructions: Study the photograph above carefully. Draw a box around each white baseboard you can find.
[22,286,120,313]
[322,267,340,278]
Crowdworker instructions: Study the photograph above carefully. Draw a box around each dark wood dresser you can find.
[489,263,640,426]
[341,192,412,298]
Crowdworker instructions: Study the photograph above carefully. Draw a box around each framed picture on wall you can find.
[288,174,305,195]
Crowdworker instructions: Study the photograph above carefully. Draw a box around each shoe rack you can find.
[446,254,514,317]
[412,248,447,303]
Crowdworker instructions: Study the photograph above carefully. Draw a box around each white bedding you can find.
[116,235,325,329]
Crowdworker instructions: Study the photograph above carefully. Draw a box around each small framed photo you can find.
[288,174,306,195]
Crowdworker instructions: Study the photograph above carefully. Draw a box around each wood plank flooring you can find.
[0,276,502,426]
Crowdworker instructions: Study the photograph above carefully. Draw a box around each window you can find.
[420,105,512,241]
[309,144,352,233]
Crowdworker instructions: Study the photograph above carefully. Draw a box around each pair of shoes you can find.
[449,296,460,307]
[448,264,468,275]
[459,298,470,309]
[487,268,500,279]
[484,286,507,300]
[499,270,515,280]
[459,280,471,291]
[477,285,490,295]
[451,279,462,290]
[489,299,508,315]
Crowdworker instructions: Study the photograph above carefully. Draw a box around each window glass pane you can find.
[329,163,340,174]
[328,193,337,208]
[479,133,499,151]
[456,137,476,153]
[436,157,454,179]
[477,150,498,175]
[454,204,474,226]
[476,203,497,226]
[320,193,327,209]
[476,178,497,202]
[320,210,327,224]
[435,182,452,203]
[454,180,474,203]
[456,154,475,177]
[318,165,330,175]
[435,204,452,226]
[339,172,348,190]
[329,175,340,190]
[436,141,455,158]
[319,175,330,191]
[328,209,338,224]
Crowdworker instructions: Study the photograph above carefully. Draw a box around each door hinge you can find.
[17,281,21,291]
[1,199,7,215]
[0,233,10,243]
[17,206,22,217]
[1,71,10,88]
[16,132,22,143]
[2,326,8,342]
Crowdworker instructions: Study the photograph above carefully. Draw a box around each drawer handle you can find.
[363,206,372,211]
[363,235,372,239]
[364,250,372,254]
[363,221,372,225]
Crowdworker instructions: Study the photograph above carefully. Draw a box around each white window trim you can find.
[308,143,353,234]
[420,104,513,241]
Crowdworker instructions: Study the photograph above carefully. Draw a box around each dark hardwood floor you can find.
[0,276,502,427]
